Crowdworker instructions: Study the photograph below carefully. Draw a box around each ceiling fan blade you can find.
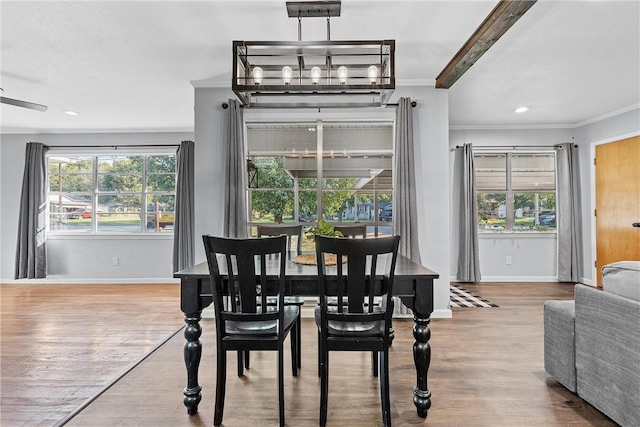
[1,96,48,112]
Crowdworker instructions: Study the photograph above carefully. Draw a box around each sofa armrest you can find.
[544,300,576,392]
[575,284,640,426]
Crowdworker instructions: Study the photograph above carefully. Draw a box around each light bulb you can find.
[282,66,293,84]
[311,66,321,84]
[367,65,378,84]
[337,66,348,84]
[252,66,263,85]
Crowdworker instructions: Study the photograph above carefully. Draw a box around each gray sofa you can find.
[544,261,640,427]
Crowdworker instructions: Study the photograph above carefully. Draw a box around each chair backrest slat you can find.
[336,254,345,313]
[236,253,258,313]
[346,250,366,313]
[224,253,240,312]
[368,254,378,312]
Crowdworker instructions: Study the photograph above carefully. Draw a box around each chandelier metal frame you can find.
[232,1,395,108]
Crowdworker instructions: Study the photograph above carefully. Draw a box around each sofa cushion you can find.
[602,261,640,302]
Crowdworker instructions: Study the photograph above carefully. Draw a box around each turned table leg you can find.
[183,312,202,415]
[412,313,432,418]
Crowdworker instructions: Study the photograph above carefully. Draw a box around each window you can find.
[475,152,556,232]
[246,122,394,244]
[48,152,176,233]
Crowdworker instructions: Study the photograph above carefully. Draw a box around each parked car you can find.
[68,208,103,219]
[379,204,393,221]
[538,211,556,226]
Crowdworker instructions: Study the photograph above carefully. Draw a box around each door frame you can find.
[590,131,640,284]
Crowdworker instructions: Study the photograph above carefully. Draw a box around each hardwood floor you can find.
[0,283,184,427]
[2,282,617,426]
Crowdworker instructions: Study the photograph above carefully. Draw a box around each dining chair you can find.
[202,234,299,427]
[257,224,303,255]
[254,224,304,369]
[333,224,367,238]
[314,234,400,427]
[315,224,367,374]
[324,224,382,371]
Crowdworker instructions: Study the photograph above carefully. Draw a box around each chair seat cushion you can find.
[265,295,306,306]
[314,305,385,337]
[226,305,299,336]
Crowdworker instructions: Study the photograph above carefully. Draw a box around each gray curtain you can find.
[393,98,421,317]
[173,140,195,273]
[394,97,421,263]
[556,143,582,282]
[223,99,248,238]
[455,143,481,282]
[15,142,47,279]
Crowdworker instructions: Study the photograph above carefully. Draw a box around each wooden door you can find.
[595,136,640,285]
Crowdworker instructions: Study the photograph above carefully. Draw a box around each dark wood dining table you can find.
[174,254,438,419]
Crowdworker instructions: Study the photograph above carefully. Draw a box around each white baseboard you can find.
[0,277,180,285]
[431,308,453,319]
[450,276,559,283]
[450,276,594,285]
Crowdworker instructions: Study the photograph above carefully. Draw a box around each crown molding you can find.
[450,123,574,130]
[191,79,228,88]
[573,103,640,128]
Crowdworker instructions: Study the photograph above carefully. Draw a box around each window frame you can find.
[475,150,557,233]
[245,120,395,238]
[46,147,177,235]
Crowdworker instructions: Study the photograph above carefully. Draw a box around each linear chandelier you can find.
[232,1,395,109]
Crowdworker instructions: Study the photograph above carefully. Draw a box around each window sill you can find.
[478,231,556,239]
[47,233,173,240]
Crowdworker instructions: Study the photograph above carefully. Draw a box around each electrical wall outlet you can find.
[506,256,512,265]
[112,257,119,266]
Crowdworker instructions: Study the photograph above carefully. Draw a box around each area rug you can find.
[450,285,499,308]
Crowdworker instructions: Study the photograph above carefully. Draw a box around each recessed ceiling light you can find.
[514,106,529,113]
[63,110,79,116]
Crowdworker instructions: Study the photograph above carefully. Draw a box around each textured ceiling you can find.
[1,0,638,133]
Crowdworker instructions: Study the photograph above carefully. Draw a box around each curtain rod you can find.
[43,144,180,149]
[451,143,578,152]
[221,101,417,109]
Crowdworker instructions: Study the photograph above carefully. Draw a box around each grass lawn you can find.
[71,214,142,227]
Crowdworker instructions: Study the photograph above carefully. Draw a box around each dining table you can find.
[174,254,438,419]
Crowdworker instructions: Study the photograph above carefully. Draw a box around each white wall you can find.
[405,86,451,317]
[449,127,574,281]
[3,98,634,290]
[0,131,193,281]
[449,107,640,284]
[193,85,453,318]
[193,87,235,262]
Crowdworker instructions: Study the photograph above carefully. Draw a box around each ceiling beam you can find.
[435,0,537,89]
